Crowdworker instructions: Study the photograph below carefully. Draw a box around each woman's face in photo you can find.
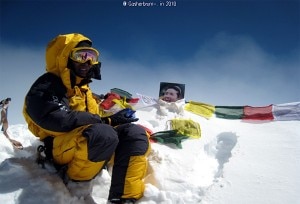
[162,88,179,102]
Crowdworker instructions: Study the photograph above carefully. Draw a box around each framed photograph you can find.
[159,82,185,102]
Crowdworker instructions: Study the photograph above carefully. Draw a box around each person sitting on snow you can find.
[1,98,23,150]
[23,33,150,203]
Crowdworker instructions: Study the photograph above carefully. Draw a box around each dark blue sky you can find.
[1,0,300,124]
[1,0,299,64]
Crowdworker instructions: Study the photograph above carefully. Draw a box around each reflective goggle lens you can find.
[70,47,99,64]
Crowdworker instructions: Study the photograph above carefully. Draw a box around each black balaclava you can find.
[76,41,92,48]
[67,41,101,87]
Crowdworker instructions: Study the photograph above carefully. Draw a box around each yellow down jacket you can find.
[23,33,108,180]
[23,33,150,200]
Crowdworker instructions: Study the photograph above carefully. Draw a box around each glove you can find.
[103,108,138,126]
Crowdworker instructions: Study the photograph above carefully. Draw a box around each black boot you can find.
[108,198,136,204]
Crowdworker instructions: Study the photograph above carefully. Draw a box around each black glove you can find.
[103,108,139,126]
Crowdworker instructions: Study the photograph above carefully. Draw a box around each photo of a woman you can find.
[159,82,185,102]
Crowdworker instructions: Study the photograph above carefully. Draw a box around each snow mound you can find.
[1,103,299,204]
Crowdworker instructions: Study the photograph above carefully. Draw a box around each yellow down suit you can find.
[23,33,150,200]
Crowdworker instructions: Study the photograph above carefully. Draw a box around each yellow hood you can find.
[45,33,92,89]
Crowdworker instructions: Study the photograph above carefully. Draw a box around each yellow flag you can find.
[170,118,201,139]
[184,101,215,119]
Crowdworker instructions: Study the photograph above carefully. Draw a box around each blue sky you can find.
[1,0,300,124]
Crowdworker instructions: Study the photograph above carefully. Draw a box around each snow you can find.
[1,102,300,204]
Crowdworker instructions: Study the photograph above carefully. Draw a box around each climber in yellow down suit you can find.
[23,33,150,204]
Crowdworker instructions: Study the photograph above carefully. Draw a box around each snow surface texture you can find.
[0,102,299,204]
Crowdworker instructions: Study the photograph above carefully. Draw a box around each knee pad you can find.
[83,123,119,162]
